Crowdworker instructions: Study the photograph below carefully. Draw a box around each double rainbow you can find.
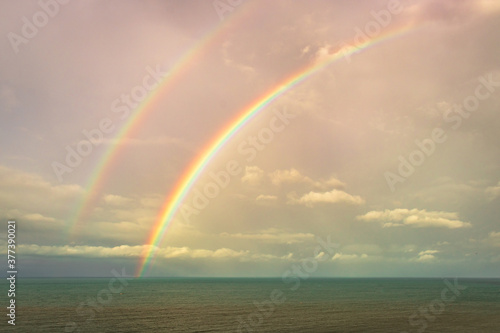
[136,23,419,277]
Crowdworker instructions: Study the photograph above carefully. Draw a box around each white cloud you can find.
[331,253,368,261]
[418,250,439,256]
[0,166,83,223]
[313,43,344,65]
[315,251,326,260]
[0,165,81,195]
[16,243,294,262]
[22,213,57,223]
[269,168,307,185]
[103,194,133,206]
[269,168,345,190]
[415,250,439,262]
[255,194,278,204]
[486,181,500,200]
[320,177,346,190]
[416,254,436,262]
[164,247,248,259]
[357,209,471,229]
[241,166,264,185]
[288,189,365,207]
[18,244,143,258]
[220,228,314,244]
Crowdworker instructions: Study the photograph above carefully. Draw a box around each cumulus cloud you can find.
[269,168,310,185]
[103,194,134,206]
[416,250,439,262]
[269,168,345,189]
[241,166,264,185]
[419,250,439,256]
[220,228,314,244]
[357,209,471,229]
[15,243,294,262]
[22,213,57,223]
[331,253,368,261]
[0,166,83,226]
[255,194,278,204]
[0,165,82,197]
[288,189,365,207]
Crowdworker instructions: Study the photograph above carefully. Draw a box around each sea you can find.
[8,278,500,332]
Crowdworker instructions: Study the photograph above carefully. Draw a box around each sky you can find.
[0,0,499,278]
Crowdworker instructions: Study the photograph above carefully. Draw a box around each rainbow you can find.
[136,23,420,277]
[68,1,258,237]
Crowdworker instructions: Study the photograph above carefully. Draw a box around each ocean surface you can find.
[8,278,500,332]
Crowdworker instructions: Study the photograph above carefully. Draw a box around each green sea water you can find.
[5,278,500,332]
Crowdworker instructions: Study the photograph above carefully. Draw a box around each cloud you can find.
[288,189,365,207]
[486,181,500,200]
[0,165,83,220]
[269,168,345,189]
[411,178,482,206]
[255,194,278,204]
[220,228,314,244]
[485,231,500,247]
[269,168,307,185]
[331,253,368,261]
[416,250,439,262]
[18,244,143,258]
[357,209,471,229]
[416,254,436,262]
[162,247,248,259]
[15,243,294,262]
[0,165,77,193]
[103,194,134,206]
[241,166,264,185]
[22,213,57,223]
[418,250,439,256]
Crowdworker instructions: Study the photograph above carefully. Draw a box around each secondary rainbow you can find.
[68,2,258,236]
[137,23,420,277]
